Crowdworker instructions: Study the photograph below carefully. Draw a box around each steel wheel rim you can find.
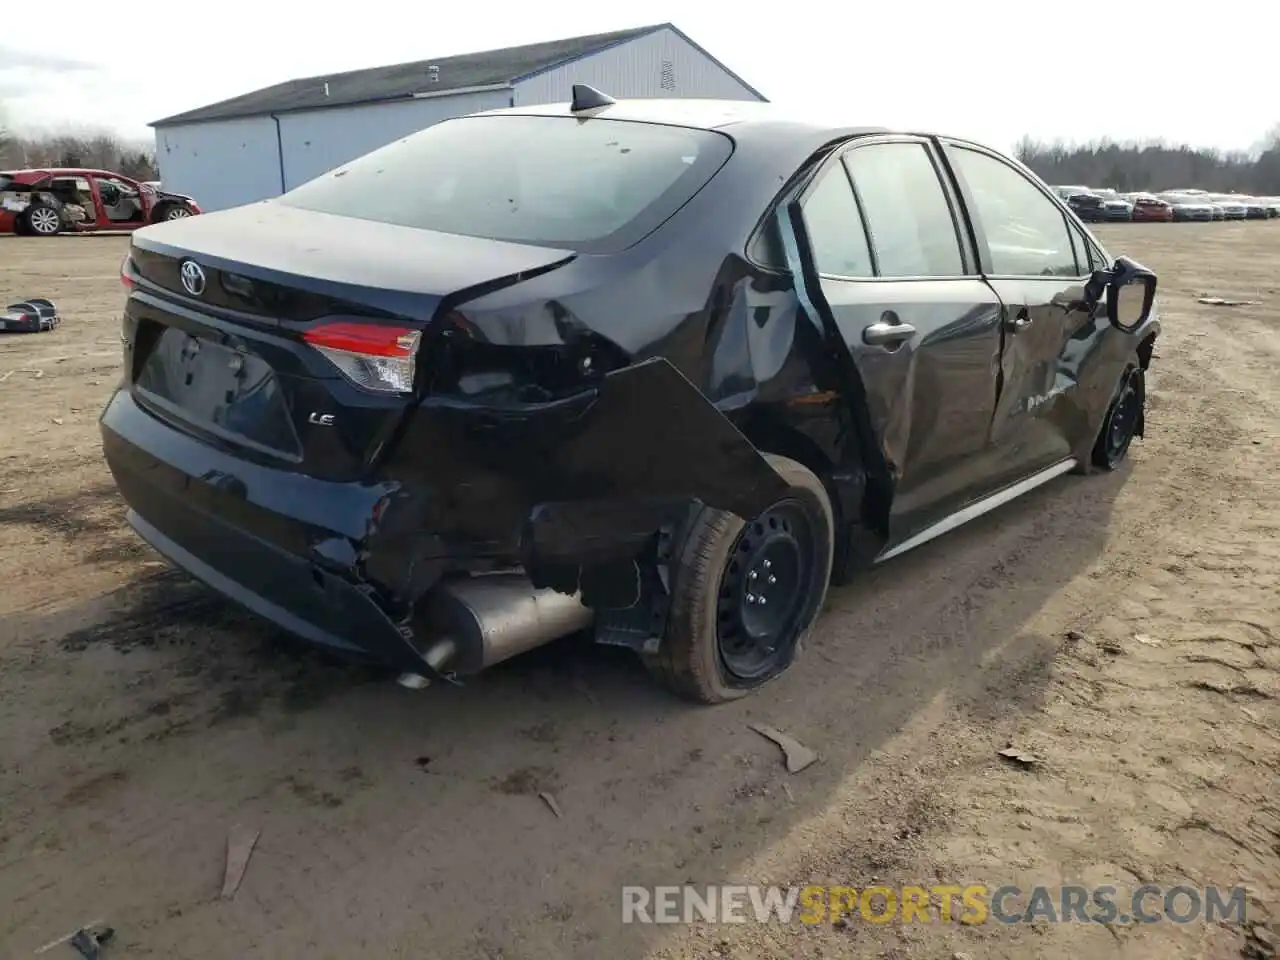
[165,207,192,220]
[715,499,818,681]
[30,209,59,234]
[1106,379,1139,462]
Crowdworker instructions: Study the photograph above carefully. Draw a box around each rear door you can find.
[940,141,1100,486]
[777,136,1007,549]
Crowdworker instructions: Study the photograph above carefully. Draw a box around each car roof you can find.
[1,168,122,181]
[473,98,889,143]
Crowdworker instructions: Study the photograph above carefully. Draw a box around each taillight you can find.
[120,255,136,291]
[303,321,421,393]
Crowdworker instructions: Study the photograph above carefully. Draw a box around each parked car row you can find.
[1053,185,1280,223]
[0,167,201,236]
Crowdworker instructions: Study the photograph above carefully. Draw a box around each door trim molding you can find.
[875,458,1078,563]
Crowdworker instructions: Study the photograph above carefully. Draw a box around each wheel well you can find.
[737,415,880,581]
[740,420,833,486]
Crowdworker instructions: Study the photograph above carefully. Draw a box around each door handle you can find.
[1008,309,1033,331]
[862,321,917,347]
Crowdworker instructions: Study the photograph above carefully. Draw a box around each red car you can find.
[0,168,201,237]
[1128,195,1174,223]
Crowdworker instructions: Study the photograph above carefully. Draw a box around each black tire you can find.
[1091,365,1143,471]
[22,203,63,237]
[643,453,835,704]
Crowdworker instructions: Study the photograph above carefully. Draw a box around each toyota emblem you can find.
[180,260,207,297]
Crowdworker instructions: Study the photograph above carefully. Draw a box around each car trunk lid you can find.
[123,202,575,481]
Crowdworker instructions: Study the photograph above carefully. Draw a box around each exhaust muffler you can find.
[420,573,593,675]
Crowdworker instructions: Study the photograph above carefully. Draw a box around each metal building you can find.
[151,23,765,212]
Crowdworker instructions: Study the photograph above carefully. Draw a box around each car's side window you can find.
[800,165,874,278]
[841,142,966,278]
[1066,221,1099,275]
[948,146,1078,278]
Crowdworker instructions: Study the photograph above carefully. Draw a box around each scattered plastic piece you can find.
[1197,297,1261,306]
[34,922,111,958]
[539,791,563,818]
[220,824,260,899]
[749,723,819,773]
[997,747,1041,769]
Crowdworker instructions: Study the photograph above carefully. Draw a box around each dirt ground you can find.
[0,225,1276,960]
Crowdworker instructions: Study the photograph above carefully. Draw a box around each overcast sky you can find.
[1,0,1275,154]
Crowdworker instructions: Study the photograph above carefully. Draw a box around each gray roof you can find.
[153,24,672,127]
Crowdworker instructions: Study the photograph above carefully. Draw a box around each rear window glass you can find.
[0,174,14,191]
[278,115,733,253]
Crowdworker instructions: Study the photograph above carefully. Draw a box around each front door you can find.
[940,142,1101,487]
[778,137,1006,550]
[91,174,148,228]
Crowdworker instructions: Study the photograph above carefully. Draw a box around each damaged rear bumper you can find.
[100,358,787,675]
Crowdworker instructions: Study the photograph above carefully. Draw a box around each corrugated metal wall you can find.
[514,26,761,107]
[277,89,511,189]
[156,27,762,212]
[156,90,510,212]
[155,117,282,213]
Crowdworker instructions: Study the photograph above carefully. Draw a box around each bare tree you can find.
[0,123,158,180]
[0,102,21,167]
[1018,127,1280,194]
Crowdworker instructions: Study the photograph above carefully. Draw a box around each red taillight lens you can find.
[304,321,420,393]
[120,256,136,290]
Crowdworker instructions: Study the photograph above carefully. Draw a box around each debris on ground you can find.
[220,824,260,899]
[0,367,45,382]
[538,791,563,818]
[34,923,112,958]
[997,746,1041,769]
[749,723,818,773]
[1133,633,1163,646]
[0,298,60,333]
[1198,296,1263,306]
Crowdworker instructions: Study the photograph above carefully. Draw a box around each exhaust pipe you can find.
[421,574,593,675]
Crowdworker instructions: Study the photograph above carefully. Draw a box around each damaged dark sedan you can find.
[100,88,1159,703]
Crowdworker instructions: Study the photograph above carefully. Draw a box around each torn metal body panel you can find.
[99,100,1159,692]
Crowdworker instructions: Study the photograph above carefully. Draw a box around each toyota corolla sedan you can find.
[101,89,1159,703]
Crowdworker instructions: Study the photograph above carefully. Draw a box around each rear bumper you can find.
[100,357,789,671]
[101,388,433,675]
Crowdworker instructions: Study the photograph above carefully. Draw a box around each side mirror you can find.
[1089,256,1156,334]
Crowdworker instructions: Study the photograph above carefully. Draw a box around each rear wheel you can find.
[643,454,834,704]
[1092,365,1143,470]
[23,204,62,237]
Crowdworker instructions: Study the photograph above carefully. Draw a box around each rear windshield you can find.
[278,115,734,253]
